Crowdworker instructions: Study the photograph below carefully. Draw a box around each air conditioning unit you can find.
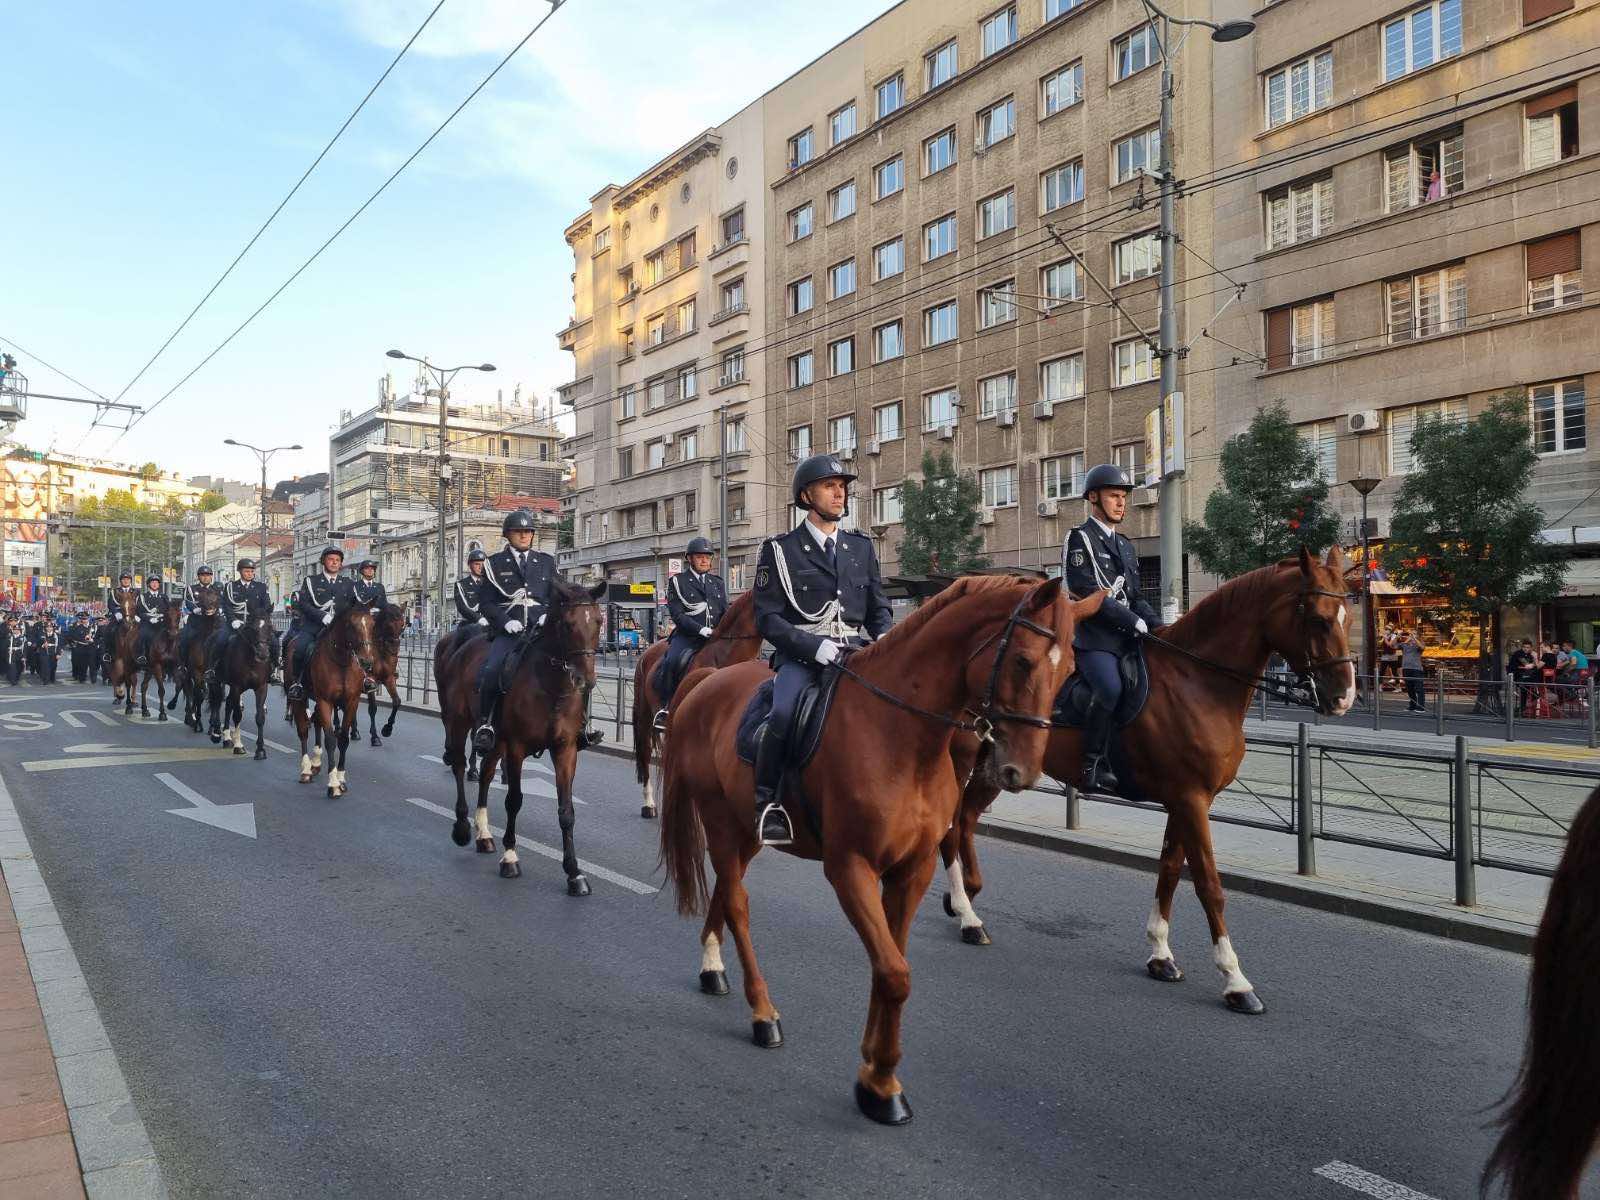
[1037,499,1058,518]
[1036,400,1054,420]
[998,410,1016,428]
[1347,410,1382,434]
[979,509,996,526]
[938,423,955,440]
[867,438,882,456]
[973,136,987,156]
[1135,487,1158,506]
[662,433,674,446]
[839,445,856,462]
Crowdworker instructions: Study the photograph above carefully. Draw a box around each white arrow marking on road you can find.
[1313,1162,1441,1200]
[155,773,257,839]
[23,748,226,772]
[416,754,582,802]
[0,693,101,704]
[59,710,119,728]
[402,797,650,893]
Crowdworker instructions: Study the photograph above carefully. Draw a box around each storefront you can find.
[1369,584,1484,677]
[1546,558,1600,654]
[606,580,658,648]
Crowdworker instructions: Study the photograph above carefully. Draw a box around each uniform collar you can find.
[1089,514,1117,539]
[801,519,837,552]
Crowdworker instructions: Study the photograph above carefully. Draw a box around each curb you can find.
[976,815,1536,955]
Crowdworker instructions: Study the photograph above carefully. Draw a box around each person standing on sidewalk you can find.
[1400,631,1427,712]
[1379,629,1403,691]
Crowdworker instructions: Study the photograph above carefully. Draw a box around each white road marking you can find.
[417,754,582,802]
[1313,1161,1440,1200]
[23,749,224,772]
[0,692,101,703]
[402,796,653,895]
[58,710,119,728]
[154,773,257,839]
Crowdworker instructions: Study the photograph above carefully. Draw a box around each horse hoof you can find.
[1224,990,1265,1016]
[942,893,955,918]
[499,860,522,879]
[567,875,591,898]
[1147,958,1184,984]
[466,769,479,782]
[640,805,657,819]
[854,1081,913,1125]
[326,786,337,798]
[960,925,992,946]
[751,1019,783,1049]
[232,745,245,756]
[369,735,382,747]
[451,821,471,847]
[253,748,267,761]
[475,838,496,854]
[699,970,730,996]
[298,773,311,784]
[209,733,221,744]
[157,711,167,722]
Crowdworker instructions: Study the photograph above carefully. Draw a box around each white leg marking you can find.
[1145,900,1174,963]
[700,932,724,973]
[299,753,311,775]
[643,771,656,811]
[474,806,491,840]
[1213,935,1253,995]
[1313,1161,1441,1200]
[501,847,518,865]
[311,745,322,768]
[945,860,982,929]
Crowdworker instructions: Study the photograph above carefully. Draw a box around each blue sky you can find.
[2,0,895,483]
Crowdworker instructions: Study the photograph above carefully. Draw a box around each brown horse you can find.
[658,576,1101,1124]
[286,605,379,796]
[135,603,182,721]
[631,591,761,819]
[1482,783,1600,1200]
[353,603,408,746]
[437,579,607,888]
[207,606,275,759]
[175,584,222,730]
[107,593,141,711]
[939,547,1356,1016]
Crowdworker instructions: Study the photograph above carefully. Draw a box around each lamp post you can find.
[223,439,302,586]
[385,351,496,627]
[1137,0,1254,622]
[1347,476,1382,688]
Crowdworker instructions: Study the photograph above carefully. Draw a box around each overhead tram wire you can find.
[109,0,571,448]
[0,333,114,403]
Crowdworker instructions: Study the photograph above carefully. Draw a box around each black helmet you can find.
[237,558,256,572]
[358,559,377,572]
[1082,463,1134,499]
[196,565,213,578]
[502,509,537,536]
[686,537,714,557]
[118,571,132,582]
[319,545,344,564]
[467,548,488,564]
[791,453,857,510]
[146,569,164,585]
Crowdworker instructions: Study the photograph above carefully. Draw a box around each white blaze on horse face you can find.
[1213,935,1253,996]
[1048,644,1061,669]
[1332,662,1357,716]
[474,806,491,840]
[1145,901,1174,963]
[700,933,724,973]
[1336,604,1347,628]
[945,860,982,930]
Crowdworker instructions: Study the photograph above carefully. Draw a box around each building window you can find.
[1531,380,1587,454]
[685,493,696,524]
[830,102,857,146]
[873,485,904,525]
[1265,299,1335,368]
[1045,0,1086,17]
[925,127,957,175]
[788,276,814,315]
[725,418,747,453]
[1041,453,1085,500]
[981,6,1018,57]
[978,372,1018,418]
[1265,176,1334,248]
[1041,259,1084,303]
[927,39,959,90]
[1388,399,1465,473]
[828,336,855,376]
[1041,60,1084,115]
[648,440,666,471]
[978,189,1015,239]
[1526,87,1580,170]
[1113,337,1157,387]
[593,228,609,252]
[925,387,960,429]
[1386,264,1467,342]
[1113,230,1160,284]
[1524,0,1575,21]
[646,377,667,410]
[1040,354,1085,405]
[618,447,634,478]
[680,431,698,460]
[678,365,697,399]
[828,180,857,222]
[981,465,1019,508]
[875,401,903,441]
[874,237,905,280]
[828,259,857,299]
[720,348,744,386]
[829,414,857,452]
[1113,24,1159,81]
[876,72,905,119]
[1041,159,1084,212]
[1112,440,1143,483]
[619,387,636,420]
[720,206,745,245]
[978,96,1016,147]
[925,300,959,347]
[789,425,813,463]
[1384,130,1463,211]
[676,297,696,334]
[621,327,635,357]
[1265,50,1332,128]
[646,312,666,346]
[874,155,904,199]
[718,277,745,314]
[924,213,957,261]
[788,202,814,242]
[789,127,814,168]
[1112,125,1160,186]
[978,281,1017,328]
[1298,420,1338,484]
[1527,231,1584,311]
[788,351,815,389]
[873,320,905,362]
[1384,0,1461,82]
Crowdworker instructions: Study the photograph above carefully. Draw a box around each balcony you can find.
[709,301,748,328]
[709,235,750,274]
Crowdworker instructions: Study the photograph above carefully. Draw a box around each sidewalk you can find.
[1243,715,1600,768]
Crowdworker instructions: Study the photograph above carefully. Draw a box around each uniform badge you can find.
[1069,549,1085,567]
[756,566,770,588]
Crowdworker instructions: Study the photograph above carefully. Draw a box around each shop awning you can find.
[1559,558,1600,597]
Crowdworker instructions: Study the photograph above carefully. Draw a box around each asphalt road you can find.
[0,680,1576,1199]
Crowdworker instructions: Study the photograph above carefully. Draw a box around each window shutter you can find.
[1523,0,1575,24]
[1525,85,1578,118]
[1526,230,1581,278]
[1266,308,1293,370]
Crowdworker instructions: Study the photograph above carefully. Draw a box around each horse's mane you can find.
[551,578,597,606]
[848,574,1025,670]
[1162,560,1296,645]
[708,590,756,640]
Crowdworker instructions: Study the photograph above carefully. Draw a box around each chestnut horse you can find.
[631,591,761,818]
[107,592,141,711]
[658,576,1102,1124]
[352,603,407,746]
[175,583,222,731]
[438,579,607,889]
[207,606,275,759]
[137,603,182,721]
[939,547,1356,1016]
[286,605,379,796]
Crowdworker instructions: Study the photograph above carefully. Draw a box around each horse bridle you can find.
[519,599,601,699]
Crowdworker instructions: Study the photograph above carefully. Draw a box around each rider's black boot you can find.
[1077,703,1120,795]
[472,677,499,754]
[575,690,605,750]
[752,728,794,846]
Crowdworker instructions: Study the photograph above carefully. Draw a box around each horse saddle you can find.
[1052,644,1150,729]
[651,640,698,705]
[736,665,848,840]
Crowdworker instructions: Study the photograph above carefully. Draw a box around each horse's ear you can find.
[1298,544,1314,576]
[1324,543,1348,575]
[1071,590,1107,620]
[588,580,607,602]
[1024,576,1062,613]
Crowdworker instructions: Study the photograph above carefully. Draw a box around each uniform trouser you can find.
[283,627,321,687]
[5,654,21,685]
[1077,649,1124,712]
[476,631,523,725]
[657,632,701,704]
[768,656,816,742]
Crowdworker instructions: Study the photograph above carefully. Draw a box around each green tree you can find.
[1380,393,1567,678]
[557,511,574,551]
[1186,402,1343,577]
[196,490,228,513]
[896,451,988,575]
[138,462,160,481]
[49,491,184,603]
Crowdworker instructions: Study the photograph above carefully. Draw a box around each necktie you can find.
[824,537,836,570]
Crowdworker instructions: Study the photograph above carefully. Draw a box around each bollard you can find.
[1064,784,1080,830]
[615,667,624,742]
[1504,677,1515,742]
[1435,671,1445,737]
[1296,723,1315,876]
[1371,675,1382,732]
[1589,676,1597,750]
[1454,735,1475,907]
[1259,684,1267,723]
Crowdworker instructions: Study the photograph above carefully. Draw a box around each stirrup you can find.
[577,727,605,750]
[757,802,794,847]
[652,707,669,733]
[472,723,498,753]
[1078,757,1119,795]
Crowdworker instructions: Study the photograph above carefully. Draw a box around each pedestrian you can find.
[1508,639,1537,714]
[1379,629,1402,691]
[1400,630,1427,712]
[1561,640,1589,680]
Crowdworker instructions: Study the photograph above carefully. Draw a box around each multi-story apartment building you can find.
[557,107,773,626]
[1209,0,1600,653]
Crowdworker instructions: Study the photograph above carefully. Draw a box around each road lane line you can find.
[416,754,582,802]
[1313,1161,1441,1200]
[402,796,653,894]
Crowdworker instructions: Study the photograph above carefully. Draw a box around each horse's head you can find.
[337,604,379,675]
[378,603,407,645]
[163,604,183,631]
[117,591,137,619]
[197,584,221,617]
[547,580,607,690]
[1265,546,1357,717]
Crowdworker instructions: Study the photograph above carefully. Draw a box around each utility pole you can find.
[717,405,729,572]
[223,439,301,592]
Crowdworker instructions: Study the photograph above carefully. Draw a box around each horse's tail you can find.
[657,671,713,918]
[632,657,655,786]
[1483,783,1600,1200]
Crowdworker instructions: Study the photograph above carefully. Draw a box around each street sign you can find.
[629,582,656,596]
[1162,392,1185,477]
[326,529,347,540]
[1142,409,1162,488]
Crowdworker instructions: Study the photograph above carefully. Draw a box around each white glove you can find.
[322,613,334,627]
[814,639,841,666]
[699,626,714,638]
[477,617,489,627]
[370,607,380,615]
[147,614,160,623]
[231,619,243,630]
[535,613,547,629]
[112,612,122,621]
[1134,618,1149,635]
[505,619,526,635]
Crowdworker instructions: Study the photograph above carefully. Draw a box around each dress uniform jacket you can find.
[453,574,485,624]
[293,573,355,629]
[180,581,212,614]
[1062,518,1160,654]
[667,570,727,639]
[754,524,892,666]
[352,578,388,611]
[478,547,557,633]
[135,587,169,625]
[221,579,272,624]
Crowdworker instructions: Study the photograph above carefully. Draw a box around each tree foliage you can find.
[48,490,186,604]
[557,511,574,551]
[196,490,228,513]
[896,451,988,575]
[1186,402,1343,578]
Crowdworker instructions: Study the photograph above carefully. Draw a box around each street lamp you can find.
[223,438,302,588]
[1136,0,1253,624]
[384,350,496,627]
[1346,476,1383,689]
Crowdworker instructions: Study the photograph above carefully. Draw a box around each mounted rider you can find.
[472,509,605,754]
[654,536,728,723]
[1062,463,1160,793]
[175,564,215,666]
[453,548,490,630]
[352,559,388,613]
[751,453,892,846]
[283,547,354,700]
[100,570,136,664]
[209,558,274,680]
[133,568,170,666]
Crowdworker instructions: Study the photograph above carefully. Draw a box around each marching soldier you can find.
[473,509,604,754]
[65,612,94,683]
[208,558,274,679]
[454,548,490,630]
[133,569,169,667]
[3,615,23,686]
[175,564,215,667]
[750,454,892,846]
[654,536,727,723]
[283,547,353,700]
[352,559,388,613]
[1062,463,1160,794]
